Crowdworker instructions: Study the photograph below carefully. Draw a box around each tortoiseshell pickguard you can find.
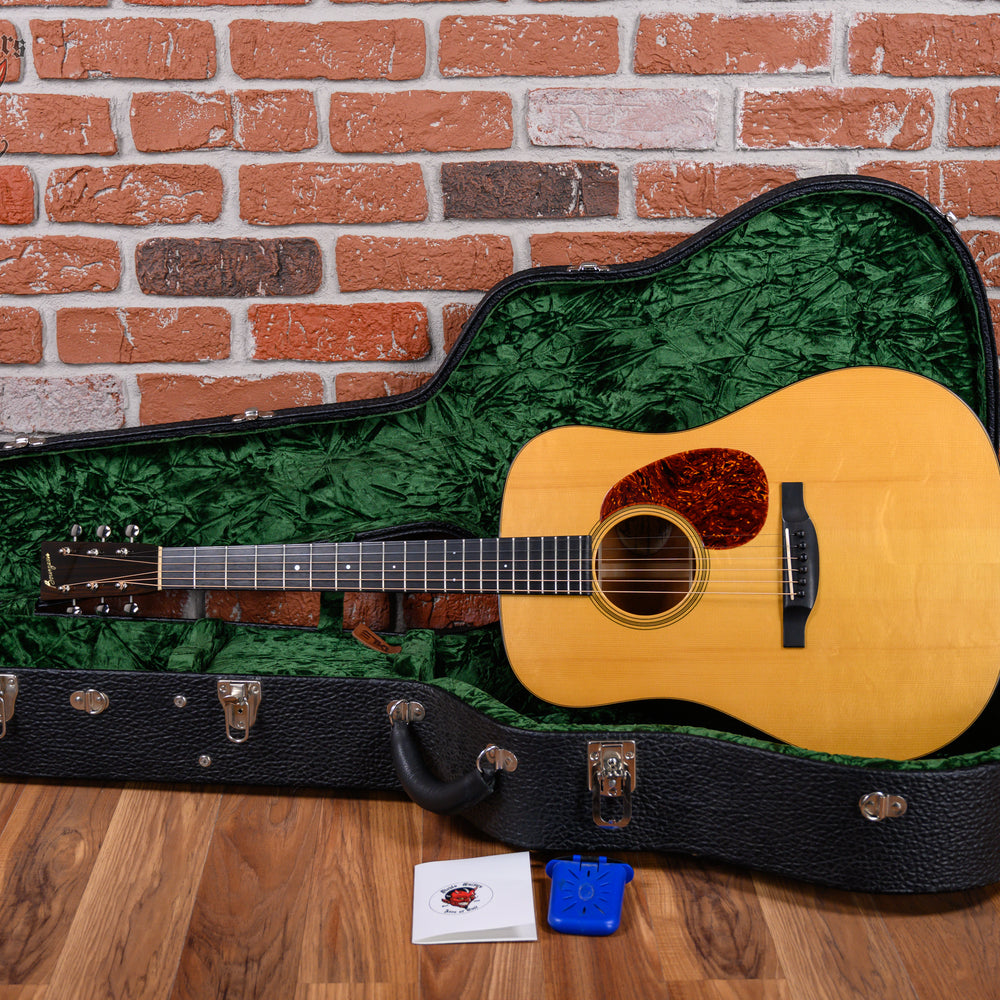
[600,448,768,549]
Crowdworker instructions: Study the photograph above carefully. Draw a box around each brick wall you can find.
[2,3,1000,437]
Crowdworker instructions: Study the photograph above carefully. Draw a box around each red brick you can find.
[129,0,303,6]
[233,90,317,152]
[442,302,475,354]
[0,94,116,155]
[137,373,323,424]
[401,593,499,630]
[230,19,425,81]
[0,20,22,83]
[334,371,432,402]
[442,160,618,219]
[949,88,1000,148]
[964,231,1000,287]
[328,90,512,153]
[0,307,42,364]
[136,238,320,297]
[57,307,230,363]
[336,235,513,292]
[1,0,104,6]
[636,14,832,75]
[250,303,429,361]
[342,593,392,632]
[850,14,1000,77]
[31,17,216,80]
[857,160,1000,219]
[45,164,222,225]
[239,163,427,225]
[0,375,124,434]
[131,91,231,152]
[740,88,933,150]
[439,15,618,77]
[635,162,801,218]
[530,230,690,268]
[0,166,34,225]
[528,88,717,150]
[205,591,320,628]
[0,237,119,293]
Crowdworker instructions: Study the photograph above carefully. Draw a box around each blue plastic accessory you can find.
[544,855,634,936]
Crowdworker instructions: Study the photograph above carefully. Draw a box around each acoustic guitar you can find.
[39,366,1000,759]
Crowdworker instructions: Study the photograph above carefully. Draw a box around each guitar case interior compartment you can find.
[3,175,999,893]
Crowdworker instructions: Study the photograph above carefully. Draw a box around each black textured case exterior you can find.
[2,667,998,894]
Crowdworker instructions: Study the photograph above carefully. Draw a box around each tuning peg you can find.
[123,601,140,615]
[96,603,111,615]
[70,524,83,541]
[97,525,112,540]
[125,524,141,541]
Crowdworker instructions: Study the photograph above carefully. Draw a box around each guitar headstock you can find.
[39,524,159,614]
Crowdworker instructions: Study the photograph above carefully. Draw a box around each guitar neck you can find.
[159,537,594,596]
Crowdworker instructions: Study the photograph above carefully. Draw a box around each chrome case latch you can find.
[588,740,636,829]
[0,675,18,739]
[217,680,262,744]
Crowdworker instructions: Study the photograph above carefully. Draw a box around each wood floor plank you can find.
[665,983,792,1000]
[169,790,324,1000]
[0,780,25,840]
[539,854,664,1000]
[656,857,782,983]
[873,886,1000,1000]
[0,987,49,1000]
[294,986,419,1000]
[5,778,1000,999]
[0,784,121,987]
[296,792,423,989]
[416,811,546,1000]
[43,784,221,1000]
[752,876,919,1000]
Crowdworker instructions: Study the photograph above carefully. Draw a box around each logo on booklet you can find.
[430,881,494,914]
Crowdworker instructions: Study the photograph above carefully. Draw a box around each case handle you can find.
[387,700,515,815]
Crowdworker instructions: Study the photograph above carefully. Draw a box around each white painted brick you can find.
[527,88,719,150]
[0,375,125,434]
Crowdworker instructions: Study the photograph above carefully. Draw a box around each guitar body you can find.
[500,367,1000,758]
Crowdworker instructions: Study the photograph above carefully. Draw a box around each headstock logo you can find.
[45,553,57,589]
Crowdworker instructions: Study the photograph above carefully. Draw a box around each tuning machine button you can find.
[123,601,140,615]
[125,524,141,540]
[97,525,112,540]
[70,524,83,541]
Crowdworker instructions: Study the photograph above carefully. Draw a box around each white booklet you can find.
[412,851,537,944]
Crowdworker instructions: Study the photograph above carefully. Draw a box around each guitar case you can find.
[2,175,999,893]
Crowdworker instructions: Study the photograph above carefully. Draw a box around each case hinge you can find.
[0,675,18,739]
[217,680,262,744]
[859,791,908,822]
[2,435,46,451]
[70,688,110,715]
[588,740,636,829]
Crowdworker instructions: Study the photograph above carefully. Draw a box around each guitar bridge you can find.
[781,482,819,647]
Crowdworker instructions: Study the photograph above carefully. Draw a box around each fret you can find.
[467,538,487,593]
[283,544,313,590]
[383,540,406,591]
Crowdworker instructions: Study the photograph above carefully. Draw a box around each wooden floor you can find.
[1,780,999,1000]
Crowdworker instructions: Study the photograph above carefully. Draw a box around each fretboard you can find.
[159,537,593,596]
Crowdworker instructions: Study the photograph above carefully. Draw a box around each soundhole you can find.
[592,506,706,627]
